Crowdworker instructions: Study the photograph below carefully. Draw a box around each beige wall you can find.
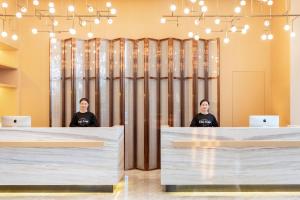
[0,39,20,122]
[270,0,290,126]
[232,71,266,126]
[18,23,50,127]
[220,19,272,126]
[0,87,18,119]
[1,0,291,127]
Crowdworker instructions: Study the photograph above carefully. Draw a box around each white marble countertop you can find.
[161,127,300,185]
[0,126,124,186]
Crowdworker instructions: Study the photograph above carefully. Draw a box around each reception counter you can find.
[161,126,300,191]
[0,126,124,192]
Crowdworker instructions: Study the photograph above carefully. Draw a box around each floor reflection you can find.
[1,170,300,200]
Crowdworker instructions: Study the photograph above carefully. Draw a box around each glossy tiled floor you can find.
[1,170,300,200]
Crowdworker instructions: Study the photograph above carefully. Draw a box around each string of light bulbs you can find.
[160,0,299,44]
[0,0,117,42]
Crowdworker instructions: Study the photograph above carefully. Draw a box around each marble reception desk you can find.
[0,126,124,191]
[161,126,300,190]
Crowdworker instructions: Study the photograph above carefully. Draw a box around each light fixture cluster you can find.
[160,0,299,44]
[261,0,274,6]
[282,17,296,39]
[0,0,118,42]
[1,2,17,40]
[261,33,273,40]
[260,11,296,40]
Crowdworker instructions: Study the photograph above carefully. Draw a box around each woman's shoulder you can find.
[208,113,217,119]
[198,112,216,118]
[208,112,216,116]
[71,112,80,118]
[87,111,96,116]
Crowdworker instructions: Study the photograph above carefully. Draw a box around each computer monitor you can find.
[249,115,279,127]
[1,116,31,127]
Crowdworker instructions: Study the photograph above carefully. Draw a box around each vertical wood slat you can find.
[192,40,198,115]
[133,40,138,169]
[61,41,66,126]
[109,41,114,126]
[120,39,125,126]
[85,41,90,104]
[49,40,52,127]
[168,39,174,126]
[217,38,221,122]
[144,39,150,170]
[157,41,161,168]
[71,38,76,117]
[204,41,209,99]
[120,39,125,170]
[180,40,185,127]
[95,39,101,125]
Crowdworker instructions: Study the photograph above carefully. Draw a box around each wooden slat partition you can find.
[51,37,220,170]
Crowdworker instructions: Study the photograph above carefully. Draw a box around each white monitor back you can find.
[1,116,31,127]
[249,115,279,127]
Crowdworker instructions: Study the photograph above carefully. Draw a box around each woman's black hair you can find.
[200,99,210,106]
[79,98,89,104]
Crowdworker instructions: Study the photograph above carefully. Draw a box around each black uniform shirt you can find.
[69,112,98,127]
[190,113,219,127]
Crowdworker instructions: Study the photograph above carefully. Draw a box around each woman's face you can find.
[80,100,89,112]
[200,101,209,113]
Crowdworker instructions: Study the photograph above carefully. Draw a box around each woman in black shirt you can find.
[69,98,98,127]
[190,99,219,127]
